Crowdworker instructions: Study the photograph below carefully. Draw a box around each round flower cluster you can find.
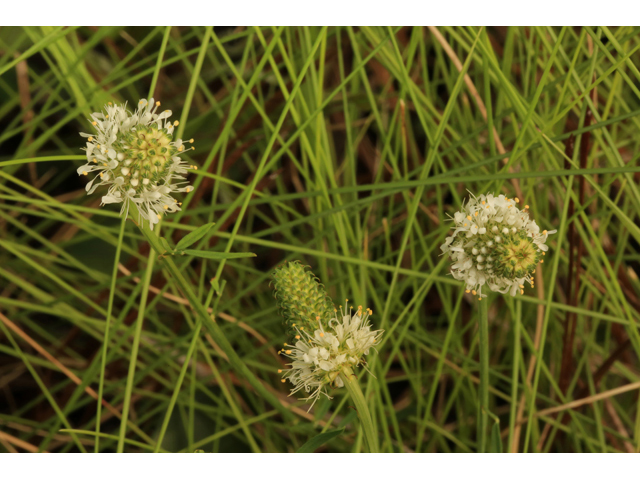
[279,302,383,409]
[440,193,556,298]
[77,98,196,229]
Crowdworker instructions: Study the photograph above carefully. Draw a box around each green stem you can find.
[507,299,522,452]
[117,247,156,452]
[148,26,171,99]
[477,298,490,453]
[129,203,293,421]
[154,321,202,452]
[95,215,127,452]
[340,367,378,453]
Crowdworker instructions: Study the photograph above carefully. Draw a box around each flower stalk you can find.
[129,202,294,421]
[441,192,557,453]
[272,261,383,451]
[340,367,379,453]
[477,297,490,453]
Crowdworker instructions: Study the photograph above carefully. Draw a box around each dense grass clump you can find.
[1,26,640,453]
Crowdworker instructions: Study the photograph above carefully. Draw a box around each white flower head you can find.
[78,98,197,229]
[440,193,556,298]
[279,301,383,410]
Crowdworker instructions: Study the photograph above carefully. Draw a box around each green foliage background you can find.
[1,26,640,453]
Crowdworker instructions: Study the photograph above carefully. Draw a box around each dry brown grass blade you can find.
[0,419,93,447]
[117,263,271,348]
[0,311,123,419]
[0,311,158,447]
[535,381,640,418]
[0,429,45,453]
[427,26,523,201]
[14,54,35,184]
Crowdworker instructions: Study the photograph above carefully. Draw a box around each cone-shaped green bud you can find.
[271,261,335,332]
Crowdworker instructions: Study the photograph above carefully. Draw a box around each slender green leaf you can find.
[297,428,345,453]
[181,250,255,260]
[175,222,216,251]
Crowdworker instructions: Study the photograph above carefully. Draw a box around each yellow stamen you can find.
[278,369,282,373]
[156,101,161,106]
[174,120,179,126]
[281,379,286,383]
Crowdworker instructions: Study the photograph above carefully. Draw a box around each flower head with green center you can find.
[272,262,383,409]
[77,98,196,229]
[440,193,556,298]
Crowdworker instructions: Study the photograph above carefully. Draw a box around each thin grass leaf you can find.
[297,428,345,453]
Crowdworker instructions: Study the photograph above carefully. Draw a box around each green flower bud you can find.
[271,261,335,332]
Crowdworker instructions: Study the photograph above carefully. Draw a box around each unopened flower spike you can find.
[440,193,556,298]
[272,261,383,410]
[77,98,196,230]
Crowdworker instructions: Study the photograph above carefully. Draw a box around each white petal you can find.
[102,195,123,204]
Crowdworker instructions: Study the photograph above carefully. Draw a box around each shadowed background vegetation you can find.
[1,26,640,452]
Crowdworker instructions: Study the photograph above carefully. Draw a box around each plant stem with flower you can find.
[441,192,556,452]
[272,261,383,452]
[78,99,295,446]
